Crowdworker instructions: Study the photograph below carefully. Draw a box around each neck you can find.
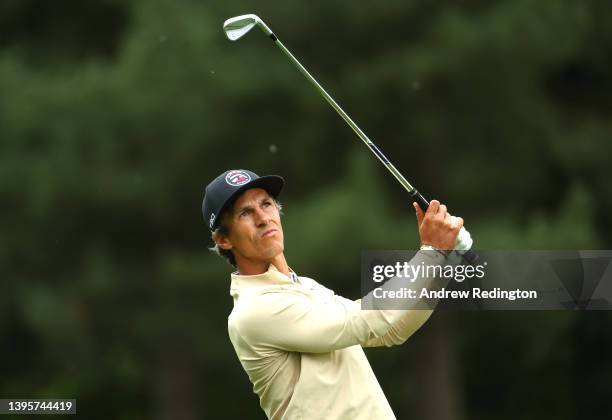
[236,253,290,277]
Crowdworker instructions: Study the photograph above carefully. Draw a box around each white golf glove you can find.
[454,225,473,252]
[448,218,473,265]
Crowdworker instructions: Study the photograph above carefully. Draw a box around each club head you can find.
[223,14,259,41]
[223,14,274,41]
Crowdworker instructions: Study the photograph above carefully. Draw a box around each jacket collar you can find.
[230,264,296,296]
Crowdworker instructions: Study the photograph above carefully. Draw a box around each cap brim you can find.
[215,175,284,227]
[241,175,284,199]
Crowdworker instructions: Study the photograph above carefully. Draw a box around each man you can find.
[202,169,471,420]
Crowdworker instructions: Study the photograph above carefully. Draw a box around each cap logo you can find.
[225,170,251,186]
[209,213,216,229]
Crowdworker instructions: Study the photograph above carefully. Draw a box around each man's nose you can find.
[253,208,269,226]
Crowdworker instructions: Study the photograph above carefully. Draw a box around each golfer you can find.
[203,169,469,420]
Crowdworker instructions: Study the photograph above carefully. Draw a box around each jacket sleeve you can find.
[234,250,446,354]
[361,308,433,348]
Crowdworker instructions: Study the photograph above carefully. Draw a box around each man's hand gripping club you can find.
[414,200,473,255]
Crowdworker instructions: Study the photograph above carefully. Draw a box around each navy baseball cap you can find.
[202,169,284,231]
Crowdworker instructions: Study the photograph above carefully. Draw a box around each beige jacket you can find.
[228,250,445,419]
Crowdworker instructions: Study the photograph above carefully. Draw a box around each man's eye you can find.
[240,210,250,217]
[262,201,271,208]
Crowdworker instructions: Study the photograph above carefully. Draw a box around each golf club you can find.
[223,14,478,264]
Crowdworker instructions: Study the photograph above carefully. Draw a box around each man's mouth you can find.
[261,229,277,238]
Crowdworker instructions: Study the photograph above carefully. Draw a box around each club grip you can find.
[409,189,479,265]
[410,189,430,211]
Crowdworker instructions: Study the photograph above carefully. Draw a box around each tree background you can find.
[1,0,611,419]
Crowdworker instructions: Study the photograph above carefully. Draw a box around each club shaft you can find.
[271,37,416,194]
[265,31,479,264]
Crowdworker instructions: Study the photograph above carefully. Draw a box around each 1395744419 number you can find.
[0,399,76,414]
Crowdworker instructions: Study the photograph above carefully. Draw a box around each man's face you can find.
[218,188,284,264]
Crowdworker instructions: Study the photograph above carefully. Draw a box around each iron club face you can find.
[223,14,273,41]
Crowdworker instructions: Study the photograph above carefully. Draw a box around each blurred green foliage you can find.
[1,0,611,419]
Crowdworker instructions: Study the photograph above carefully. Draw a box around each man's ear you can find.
[212,231,233,250]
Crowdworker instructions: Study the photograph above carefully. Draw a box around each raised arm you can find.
[231,251,445,353]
